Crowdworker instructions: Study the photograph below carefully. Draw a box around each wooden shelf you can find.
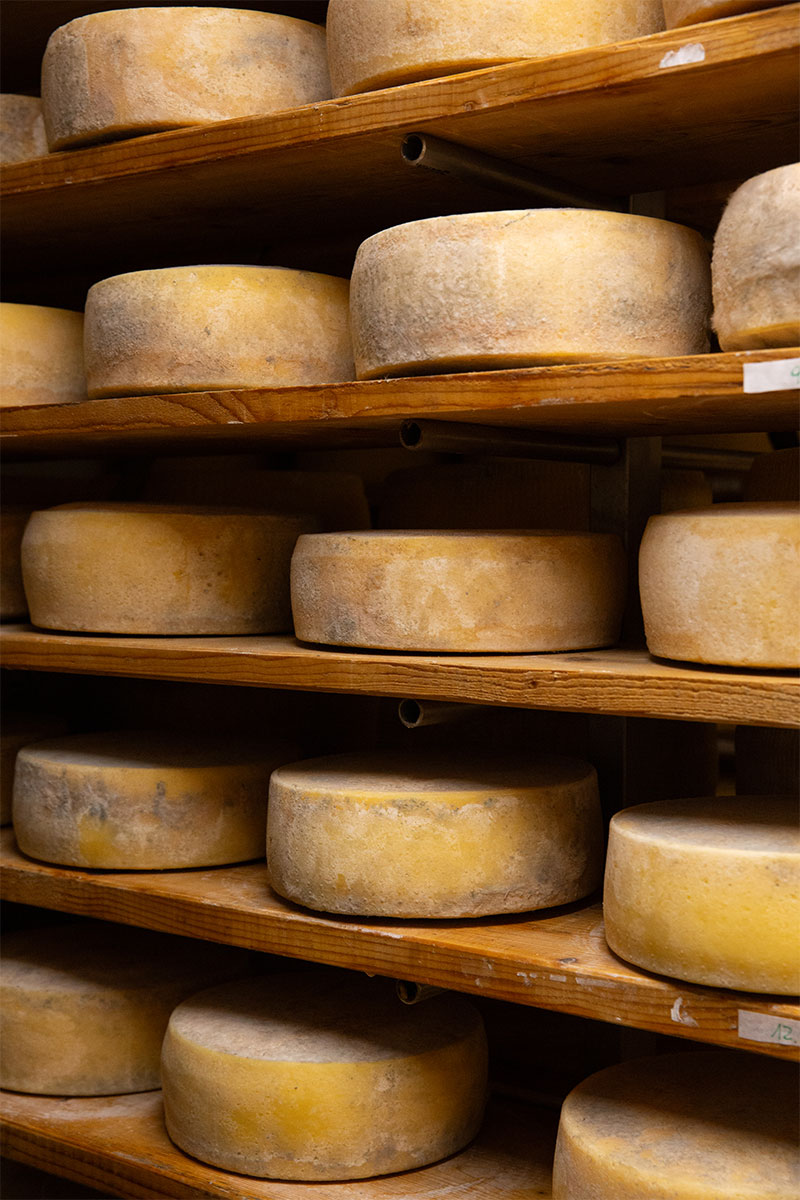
[2,349,799,458]
[2,628,797,727]
[2,7,797,292]
[0,1090,556,1199]
[2,830,797,1061]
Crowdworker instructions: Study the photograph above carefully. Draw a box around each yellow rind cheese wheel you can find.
[0,95,48,163]
[84,265,354,399]
[552,1052,800,1199]
[662,0,793,29]
[291,529,626,652]
[0,303,86,408]
[604,795,800,993]
[41,7,331,150]
[712,163,800,350]
[161,972,488,1180]
[350,211,711,378]
[1,923,250,1096]
[327,0,664,96]
[0,715,70,826]
[21,502,312,635]
[639,502,800,667]
[13,730,294,870]
[267,751,603,918]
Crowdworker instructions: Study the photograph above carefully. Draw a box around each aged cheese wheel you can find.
[21,502,312,635]
[0,508,30,621]
[663,0,794,29]
[291,530,626,652]
[553,1051,799,1199]
[712,163,800,350]
[84,265,354,399]
[0,95,48,163]
[268,751,602,917]
[162,971,488,1179]
[639,503,800,667]
[327,0,664,96]
[0,716,69,826]
[41,7,330,150]
[0,923,249,1096]
[604,795,800,993]
[0,303,86,408]
[735,725,800,797]
[351,211,711,378]
[13,730,294,870]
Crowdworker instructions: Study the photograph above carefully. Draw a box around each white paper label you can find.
[742,358,800,394]
[738,1010,800,1048]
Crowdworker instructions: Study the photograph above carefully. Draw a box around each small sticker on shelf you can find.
[659,43,705,69]
[742,358,800,394]
[738,1010,800,1048]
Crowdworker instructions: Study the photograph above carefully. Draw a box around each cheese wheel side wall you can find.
[662,0,794,29]
[0,95,48,164]
[0,304,86,408]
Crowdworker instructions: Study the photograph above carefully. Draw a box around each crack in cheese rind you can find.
[41,7,331,150]
[604,795,800,993]
[639,502,800,667]
[21,502,313,635]
[12,730,293,870]
[327,0,664,96]
[0,303,86,408]
[84,265,354,399]
[0,95,48,163]
[268,751,603,917]
[662,0,794,29]
[161,972,488,1180]
[552,1051,800,1198]
[349,210,711,379]
[291,529,626,652]
[712,163,800,351]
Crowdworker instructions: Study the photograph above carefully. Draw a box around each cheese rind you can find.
[327,0,664,95]
[1,716,69,826]
[712,163,800,350]
[41,7,330,150]
[639,503,800,667]
[0,924,249,1096]
[0,303,86,408]
[84,265,354,399]
[291,530,626,652]
[21,502,312,635]
[553,1052,800,1199]
[13,731,292,869]
[662,0,794,29]
[162,972,488,1180]
[604,796,800,993]
[351,211,710,378]
[268,752,603,917]
[0,95,48,163]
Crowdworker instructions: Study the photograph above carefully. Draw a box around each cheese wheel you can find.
[162,971,488,1179]
[291,530,626,652]
[13,730,294,870]
[663,0,794,29]
[0,716,69,826]
[603,795,800,992]
[21,502,312,635]
[0,95,48,163]
[0,303,86,408]
[268,751,602,918]
[553,1051,800,1199]
[0,923,249,1096]
[0,508,30,621]
[745,448,800,502]
[735,725,800,797]
[639,503,800,667]
[41,7,330,151]
[712,163,800,350]
[327,0,664,96]
[351,211,711,378]
[84,265,354,399]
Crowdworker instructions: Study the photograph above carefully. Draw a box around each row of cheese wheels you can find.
[2,162,798,411]
[2,921,797,1192]
[2,1,788,161]
[6,498,800,666]
[3,727,798,994]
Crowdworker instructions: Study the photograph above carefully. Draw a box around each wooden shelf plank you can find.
[2,349,799,457]
[2,830,797,1061]
[1,628,797,728]
[0,1090,556,1199]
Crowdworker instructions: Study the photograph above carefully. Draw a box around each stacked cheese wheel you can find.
[0,95,48,163]
[663,0,794,28]
[0,303,86,408]
[0,715,69,826]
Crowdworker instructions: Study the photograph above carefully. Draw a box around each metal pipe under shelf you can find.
[400,418,621,463]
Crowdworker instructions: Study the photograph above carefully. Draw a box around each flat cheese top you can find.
[299,529,612,544]
[359,208,698,245]
[92,264,345,287]
[59,6,325,35]
[36,501,308,521]
[1,301,83,319]
[170,971,481,1063]
[611,796,799,852]
[19,730,280,771]
[656,501,799,522]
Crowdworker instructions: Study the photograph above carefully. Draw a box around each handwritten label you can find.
[742,358,800,394]
[659,43,705,68]
[738,1010,800,1048]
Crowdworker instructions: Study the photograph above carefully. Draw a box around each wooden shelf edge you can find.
[2,831,797,1062]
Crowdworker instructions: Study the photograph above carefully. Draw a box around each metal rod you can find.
[662,446,756,473]
[400,418,620,464]
[401,132,623,211]
[396,981,446,1006]
[398,699,484,729]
